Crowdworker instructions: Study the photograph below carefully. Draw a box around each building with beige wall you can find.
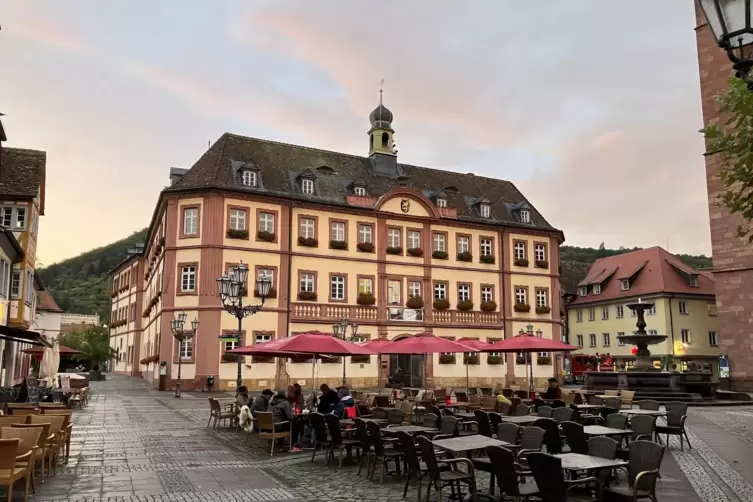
[566,247,720,371]
[109,100,565,391]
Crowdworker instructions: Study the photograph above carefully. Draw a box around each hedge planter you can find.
[535,260,549,269]
[514,303,531,313]
[256,287,277,299]
[439,354,456,364]
[298,291,318,301]
[432,250,448,260]
[357,242,374,253]
[407,248,424,257]
[298,236,318,247]
[537,356,552,365]
[221,353,240,363]
[322,356,342,364]
[406,296,424,309]
[480,301,498,312]
[257,231,276,242]
[514,258,529,267]
[386,246,403,255]
[457,300,474,311]
[227,229,249,239]
[463,354,480,365]
[535,306,551,314]
[457,252,473,262]
[330,240,347,250]
[357,293,376,306]
[433,299,450,310]
[351,355,371,364]
[480,255,495,264]
[487,355,503,365]
[516,355,529,365]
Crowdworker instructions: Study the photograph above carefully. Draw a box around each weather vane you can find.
[379,79,384,104]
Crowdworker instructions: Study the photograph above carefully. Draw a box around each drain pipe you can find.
[668,294,676,368]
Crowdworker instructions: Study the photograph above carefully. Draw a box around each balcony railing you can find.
[388,307,424,322]
[290,302,502,325]
[433,310,502,324]
[292,303,378,321]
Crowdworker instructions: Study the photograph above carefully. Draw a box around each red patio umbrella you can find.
[457,338,492,390]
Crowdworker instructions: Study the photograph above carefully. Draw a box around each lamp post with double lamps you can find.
[332,316,363,387]
[216,262,272,390]
[170,312,199,398]
[698,0,753,89]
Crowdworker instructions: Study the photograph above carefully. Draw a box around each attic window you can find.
[436,198,447,208]
[689,274,699,287]
[480,203,491,218]
[578,287,587,297]
[593,284,601,295]
[301,178,315,195]
[620,279,630,291]
[442,186,459,194]
[354,186,367,196]
[316,166,336,175]
[520,209,530,223]
[241,170,257,187]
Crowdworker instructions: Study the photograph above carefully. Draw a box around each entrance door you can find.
[389,354,423,387]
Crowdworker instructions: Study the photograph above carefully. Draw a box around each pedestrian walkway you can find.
[27,374,753,501]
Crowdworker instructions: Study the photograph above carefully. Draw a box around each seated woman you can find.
[269,391,303,451]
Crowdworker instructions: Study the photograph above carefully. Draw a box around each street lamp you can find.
[332,315,361,386]
[698,0,753,89]
[170,312,198,398]
[216,262,271,390]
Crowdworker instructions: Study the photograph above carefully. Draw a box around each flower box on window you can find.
[252,355,274,363]
[516,355,529,365]
[487,355,503,365]
[463,354,480,365]
[221,353,240,363]
[257,230,276,242]
[433,299,450,310]
[432,250,448,260]
[255,287,277,299]
[514,303,531,313]
[139,357,149,365]
[457,252,473,262]
[535,260,549,269]
[357,242,374,253]
[480,255,495,264]
[351,355,371,364]
[535,306,551,314]
[457,300,474,311]
[227,229,249,239]
[407,248,424,257]
[514,258,529,267]
[150,354,159,363]
[322,356,342,364]
[386,246,403,255]
[480,301,497,312]
[537,356,552,365]
[298,236,318,247]
[330,240,347,250]
[406,296,424,309]
[357,293,376,306]
[298,291,317,301]
[439,354,456,364]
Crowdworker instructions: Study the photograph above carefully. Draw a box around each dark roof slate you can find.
[0,148,45,199]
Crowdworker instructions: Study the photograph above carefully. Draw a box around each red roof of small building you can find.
[568,247,714,306]
[36,291,63,313]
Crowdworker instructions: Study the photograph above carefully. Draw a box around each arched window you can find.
[381,132,389,147]
[370,134,374,150]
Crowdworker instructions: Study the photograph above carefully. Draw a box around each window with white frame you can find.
[601,306,609,320]
[301,178,315,195]
[480,204,490,218]
[241,170,257,187]
[255,333,272,345]
[388,228,401,248]
[1,207,26,230]
[534,244,547,262]
[678,301,688,315]
[514,242,526,260]
[223,335,240,352]
[578,287,587,296]
[408,230,421,250]
[515,287,527,305]
[647,304,656,315]
[433,282,447,300]
[708,331,719,346]
[520,209,530,223]
[436,198,447,208]
[681,329,691,344]
[331,221,345,242]
[602,333,610,346]
[593,284,601,295]
[358,277,373,294]
[300,218,315,239]
[433,233,446,252]
[179,338,193,360]
[358,224,372,244]
[257,268,274,289]
[330,275,345,300]
[388,280,401,304]
[409,281,422,299]
[229,208,247,231]
[181,266,196,292]
[588,308,595,321]
[589,334,596,347]
[576,310,583,322]
[183,207,198,235]
[480,238,492,256]
[299,273,315,292]
[648,330,658,336]
[576,335,584,347]
[616,305,624,318]
[481,286,493,302]
[689,275,699,287]
[620,279,630,291]
[535,289,547,308]
[617,332,625,346]
[259,212,275,233]
[457,236,470,254]
[458,284,470,302]
[354,186,367,196]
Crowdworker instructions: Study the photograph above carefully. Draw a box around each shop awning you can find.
[0,325,51,347]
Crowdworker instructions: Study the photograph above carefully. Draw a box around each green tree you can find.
[60,325,116,368]
[702,76,753,241]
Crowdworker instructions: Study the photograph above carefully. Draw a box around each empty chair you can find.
[437,416,460,438]
[617,415,656,460]
[552,407,573,423]
[488,412,503,435]
[589,436,619,459]
[527,452,603,501]
[386,408,405,425]
[454,391,468,403]
[512,404,531,417]
[366,421,404,484]
[324,414,360,468]
[655,402,691,451]
[417,435,477,501]
[605,441,666,502]
[537,406,553,418]
[532,398,547,412]
[496,423,521,444]
[498,402,512,416]
[561,421,588,454]
[588,395,604,406]
[396,431,429,500]
[422,413,439,429]
[485,445,540,499]
[517,426,545,468]
[621,390,636,408]
[474,410,493,437]
[534,418,562,454]
[605,390,619,396]
[308,413,329,464]
[638,399,660,411]
[606,413,629,430]
[353,418,373,476]
[604,397,622,409]
[371,407,388,420]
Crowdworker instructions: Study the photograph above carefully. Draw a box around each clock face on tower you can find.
[400,200,410,213]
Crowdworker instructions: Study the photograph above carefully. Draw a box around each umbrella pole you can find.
[377,355,381,395]
[528,354,534,399]
[423,353,427,391]
[466,359,469,391]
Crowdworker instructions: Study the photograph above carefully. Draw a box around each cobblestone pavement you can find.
[23,375,753,501]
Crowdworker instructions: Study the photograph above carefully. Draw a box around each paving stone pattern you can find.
[22,375,753,501]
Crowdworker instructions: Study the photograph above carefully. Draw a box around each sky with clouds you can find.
[1,1,711,265]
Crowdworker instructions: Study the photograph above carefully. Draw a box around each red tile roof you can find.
[568,247,714,306]
[36,291,63,313]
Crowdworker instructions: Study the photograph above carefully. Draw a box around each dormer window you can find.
[354,186,367,196]
[520,209,530,223]
[437,198,447,208]
[480,204,491,218]
[689,274,699,287]
[301,178,315,195]
[578,287,587,297]
[593,284,601,295]
[620,279,630,291]
[241,169,257,187]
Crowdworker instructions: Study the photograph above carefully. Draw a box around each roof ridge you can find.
[2,147,46,156]
[210,134,229,185]
[224,132,368,163]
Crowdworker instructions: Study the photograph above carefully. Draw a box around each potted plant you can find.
[330,240,347,250]
[535,260,549,268]
[480,300,497,312]
[457,251,473,262]
[432,250,448,260]
[433,298,451,310]
[298,291,318,301]
[463,354,480,365]
[298,236,318,247]
[487,355,502,365]
[386,246,403,255]
[226,228,249,239]
[357,242,374,252]
[439,354,456,364]
[514,258,529,267]
[222,353,240,363]
[351,355,371,364]
[480,255,495,264]
[61,325,116,382]
[537,356,552,365]
[514,303,531,313]
[457,300,474,311]
[257,230,276,242]
[407,248,424,257]
[406,296,424,309]
[357,292,376,306]
[535,305,551,314]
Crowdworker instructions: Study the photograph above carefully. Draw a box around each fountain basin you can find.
[616,334,668,346]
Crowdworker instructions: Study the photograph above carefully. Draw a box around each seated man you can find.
[542,377,562,400]
[269,391,303,451]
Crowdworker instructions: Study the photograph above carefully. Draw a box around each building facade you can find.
[0,227,25,385]
[34,291,63,341]
[110,101,564,391]
[60,312,100,335]
[566,247,720,370]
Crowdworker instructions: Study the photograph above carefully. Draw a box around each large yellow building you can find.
[565,247,720,371]
[110,100,564,391]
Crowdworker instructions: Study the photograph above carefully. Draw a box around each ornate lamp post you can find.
[698,0,753,89]
[216,262,271,390]
[170,312,198,398]
[332,316,362,386]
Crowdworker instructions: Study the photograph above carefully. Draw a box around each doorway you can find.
[389,354,423,387]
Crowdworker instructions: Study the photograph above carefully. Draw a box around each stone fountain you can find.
[616,301,667,371]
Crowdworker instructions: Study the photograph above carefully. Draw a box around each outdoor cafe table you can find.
[340,418,389,427]
[618,409,667,417]
[452,402,479,410]
[583,425,632,437]
[573,404,604,411]
[384,425,438,435]
[500,415,539,424]
[433,435,514,455]
[555,453,628,472]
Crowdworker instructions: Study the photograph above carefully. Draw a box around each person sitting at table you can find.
[333,387,355,418]
[251,389,274,416]
[543,377,562,400]
[316,384,338,414]
[496,392,512,405]
[236,386,250,408]
[293,383,304,410]
[269,390,302,452]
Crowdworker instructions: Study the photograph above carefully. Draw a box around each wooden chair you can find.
[7,410,38,418]
[206,398,234,430]
[620,390,635,409]
[38,404,66,410]
[0,418,28,428]
[605,389,619,397]
[481,396,497,412]
[2,426,41,494]
[29,415,64,476]
[10,424,49,484]
[255,412,290,456]
[0,438,30,502]
[39,412,72,462]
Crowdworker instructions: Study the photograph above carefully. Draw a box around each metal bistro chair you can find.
[655,402,691,451]
[496,423,521,444]
[488,412,503,435]
[387,408,405,426]
[605,440,665,502]
[512,404,531,417]
[324,414,360,468]
[534,418,562,454]
[353,418,373,476]
[606,413,629,431]
[417,435,477,501]
[527,452,603,502]
[474,410,494,438]
[309,412,330,464]
[603,397,622,409]
[422,413,440,430]
[617,415,656,461]
[516,426,545,470]
[637,400,660,411]
[371,407,389,420]
[561,421,589,455]
[588,436,620,487]
[366,421,403,484]
[537,406,553,418]
[552,407,574,423]
[485,445,540,499]
[396,430,434,501]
